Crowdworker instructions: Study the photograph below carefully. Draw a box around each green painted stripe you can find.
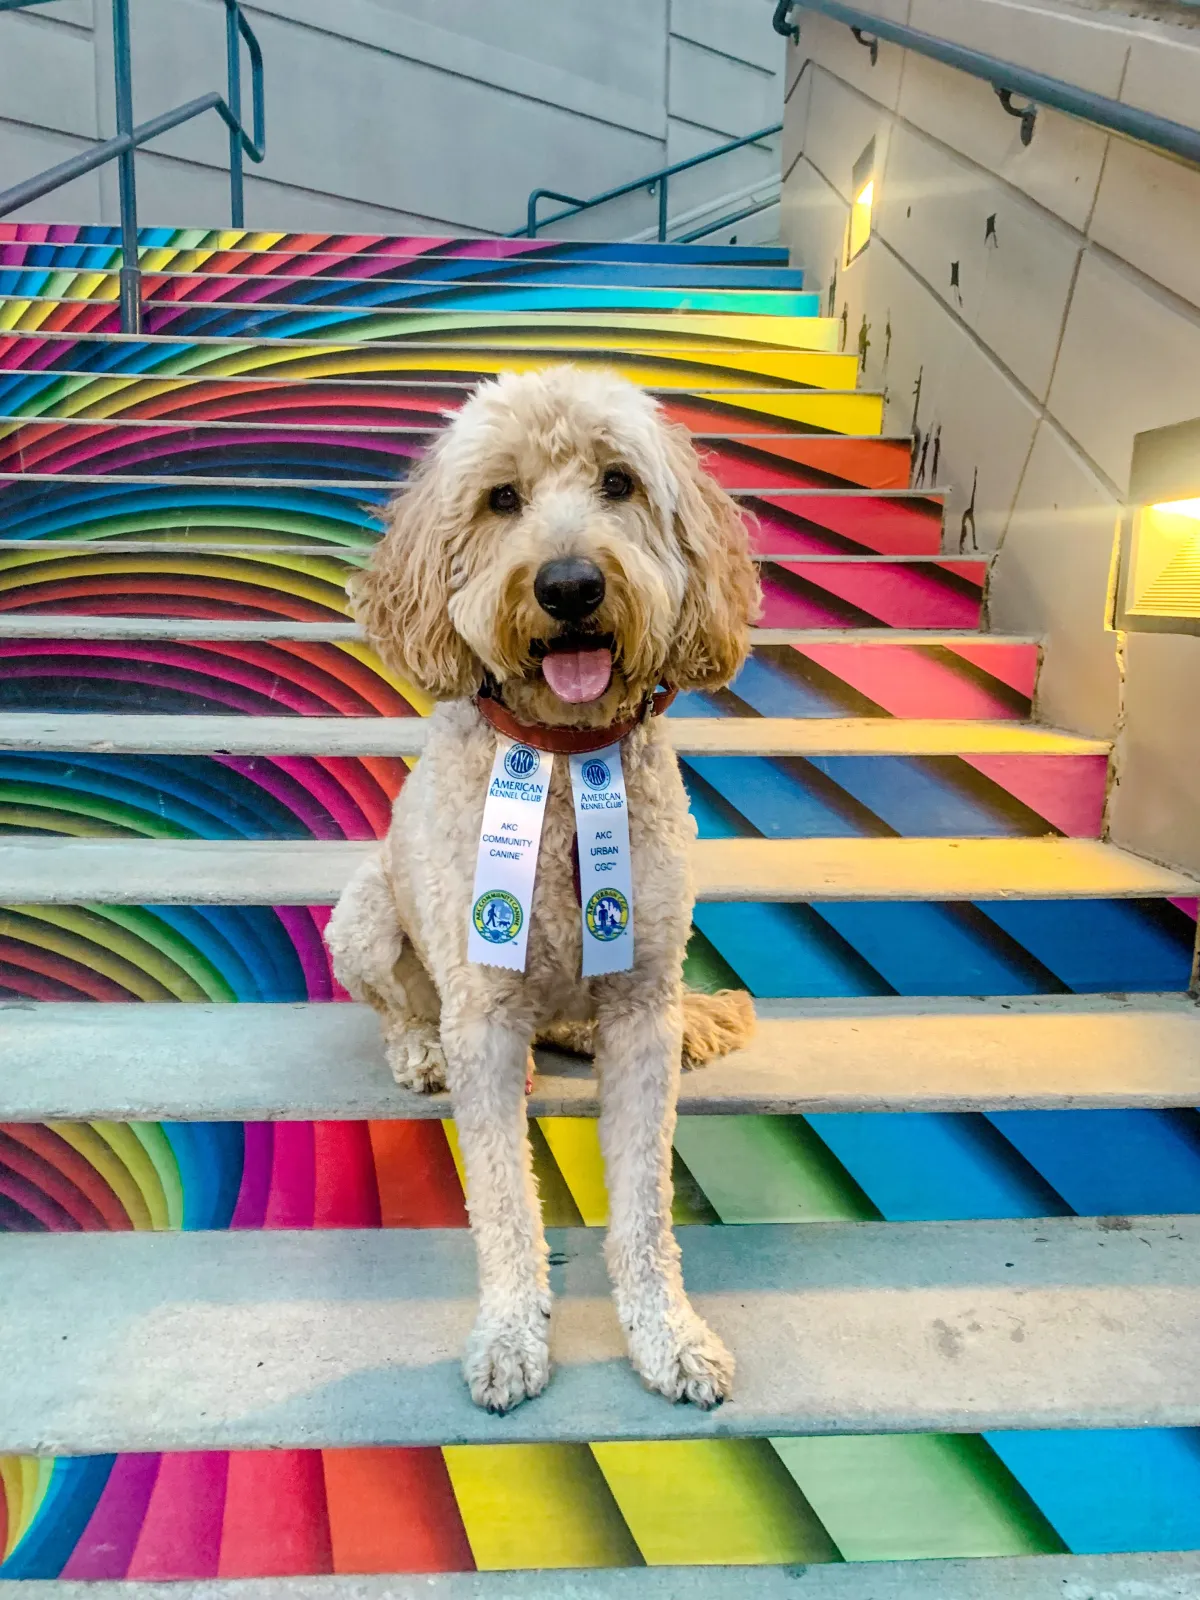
[88,905,238,1003]
[127,1121,186,1232]
[671,1116,880,1223]
[770,1434,1066,1561]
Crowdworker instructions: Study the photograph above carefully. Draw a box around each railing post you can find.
[657,174,669,242]
[225,0,245,227]
[110,0,142,333]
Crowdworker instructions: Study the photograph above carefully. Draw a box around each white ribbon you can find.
[468,735,636,976]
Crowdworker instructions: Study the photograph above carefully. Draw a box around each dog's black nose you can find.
[534,557,606,622]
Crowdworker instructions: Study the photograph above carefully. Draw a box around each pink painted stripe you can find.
[754,491,943,555]
[276,905,336,1001]
[963,753,1109,838]
[1170,897,1198,921]
[264,1121,317,1228]
[62,1454,161,1580]
[794,642,1031,720]
[126,1452,228,1581]
[775,560,983,629]
[946,641,1039,700]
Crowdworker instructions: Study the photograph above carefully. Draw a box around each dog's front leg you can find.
[442,999,550,1413]
[594,973,734,1408]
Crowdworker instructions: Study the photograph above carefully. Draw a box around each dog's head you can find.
[355,364,761,727]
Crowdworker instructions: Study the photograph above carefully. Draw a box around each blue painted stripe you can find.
[804,1112,1071,1220]
[986,1109,1200,1216]
[986,1430,1200,1554]
[0,1455,115,1578]
[979,899,1196,993]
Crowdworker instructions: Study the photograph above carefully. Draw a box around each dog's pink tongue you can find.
[542,648,613,704]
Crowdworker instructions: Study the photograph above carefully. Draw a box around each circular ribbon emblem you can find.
[585,887,629,942]
[581,757,611,790]
[473,889,524,944]
[504,744,540,780]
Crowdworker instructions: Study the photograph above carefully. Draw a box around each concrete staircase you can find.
[0,225,1199,1594]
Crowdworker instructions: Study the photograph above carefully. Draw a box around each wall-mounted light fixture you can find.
[847,140,875,263]
[1114,415,1200,635]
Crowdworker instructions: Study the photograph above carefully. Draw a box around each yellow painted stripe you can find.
[334,641,433,714]
[0,553,350,613]
[0,907,180,1001]
[591,1440,840,1565]
[443,1445,640,1570]
[441,1121,467,1195]
[0,1457,24,1560]
[47,1122,153,1229]
[91,1121,171,1230]
[536,1118,609,1226]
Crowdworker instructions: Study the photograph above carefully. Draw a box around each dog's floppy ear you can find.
[351,454,478,700]
[660,423,761,690]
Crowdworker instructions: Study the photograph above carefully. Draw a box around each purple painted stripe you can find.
[231,1122,273,1230]
[61,1453,161,1580]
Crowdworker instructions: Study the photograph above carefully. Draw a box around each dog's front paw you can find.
[463,1305,552,1413]
[627,1307,734,1410]
[385,1021,447,1094]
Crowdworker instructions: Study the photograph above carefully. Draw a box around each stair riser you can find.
[0,339,877,427]
[0,383,914,489]
[0,896,1190,1003]
[0,256,809,289]
[0,749,1105,842]
[0,553,974,627]
[0,226,792,265]
[0,639,1036,719]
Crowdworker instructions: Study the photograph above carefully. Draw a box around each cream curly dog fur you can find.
[325,364,760,1414]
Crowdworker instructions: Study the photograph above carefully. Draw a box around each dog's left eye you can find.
[601,467,634,501]
[488,484,521,515]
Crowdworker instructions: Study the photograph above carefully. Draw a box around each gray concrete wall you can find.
[779,0,1200,875]
[0,0,784,236]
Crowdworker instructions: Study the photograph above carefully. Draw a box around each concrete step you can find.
[0,836,1190,905]
[1,995,1195,1122]
[0,712,1106,758]
[0,277,820,318]
[3,1554,1198,1599]
[0,332,886,434]
[1,1215,1197,1452]
[0,378,912,485]
[0,226,792,265]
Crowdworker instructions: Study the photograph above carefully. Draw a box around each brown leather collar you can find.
[474,684,677,755]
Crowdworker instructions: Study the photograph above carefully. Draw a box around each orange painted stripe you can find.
[323,1448,474,1574]
[368,1120,468,1227]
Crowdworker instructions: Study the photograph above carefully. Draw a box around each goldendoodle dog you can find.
[326,363,760,1414]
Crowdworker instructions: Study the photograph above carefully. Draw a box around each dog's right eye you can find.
[488,484,521,515]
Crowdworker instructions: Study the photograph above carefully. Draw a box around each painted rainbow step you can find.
[0,273,818,319]
[0,253,809,291]
[0,713,1106,843]
[0,225,792,266]
[0,379,912,491]
[6,1435,1200,1584]
[0,631,1038,720]
[0,338,885,435]
[0,837,1191,1003]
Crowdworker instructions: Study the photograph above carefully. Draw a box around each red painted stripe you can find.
[323,1448,474,1574]
[793,643,1031,720]
[218,1451,333,1578]
[0,1124,132,1229]
[946,641,1039,700]
[0,936,138,1001]
[312,1120,382,1228]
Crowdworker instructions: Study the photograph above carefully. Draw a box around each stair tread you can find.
[4,1555,1200,1599]
[2,1215,1197,1452]
[0,713,1106,757]
[0,616,1023,644]
[0,836,1191,903]
[1,996,1196,1122]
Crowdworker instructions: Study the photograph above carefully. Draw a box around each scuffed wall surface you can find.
[780,0,1200,871]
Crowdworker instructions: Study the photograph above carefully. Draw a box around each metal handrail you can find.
[0,0,266,332]
[512,122,783,240]
[772,0,1200,168]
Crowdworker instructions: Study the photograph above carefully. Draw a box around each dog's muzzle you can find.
[533,557,606,623]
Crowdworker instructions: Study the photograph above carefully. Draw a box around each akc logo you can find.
[582,758,611,790]
[473,889,523,944]
[504,744,540,779]
[585,887,629,942]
